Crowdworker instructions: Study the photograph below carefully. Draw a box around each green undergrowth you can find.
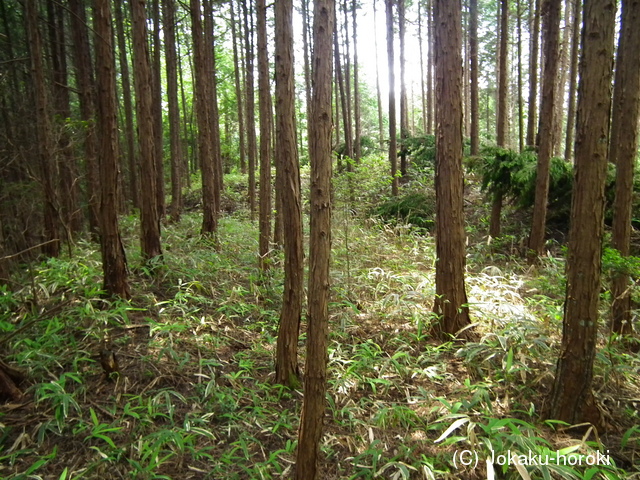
[0,169,639,479]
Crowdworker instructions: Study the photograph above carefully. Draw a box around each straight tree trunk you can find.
[257,0,272,271]
[131,0,162,260]
[490,0,509,237]
[302,0,312,146]
[399,0,409,177]
[351,0,361,163]
[553,0,572,158]
[549,0,616,426]
[274,0,304,388]
[151,0,165,217]
[190,0,218,234]
[242,1,257,219]
[418,1,427,134]
[341,0,354,161]
[469,0,479,155]
[528,0,561,259]
[295,1,334,476]
[69,0,100,234]
[114,0,138,209]
[230,0,246,174]
[516,0,524,152]
[610,0,640,335]
[163,0,183,222]
[386,0,398,196]
[25,0,59,258]
[427,0,434,134]
[432,0,471,339]
[373,0,384,149]
[564,0,581,162]
[526,0,541,148]
[94,0,130,298]
[334,31,352,163]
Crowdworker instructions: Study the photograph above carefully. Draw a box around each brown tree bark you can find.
[469,0,479,155]
[295,0,333,476]
[528,0,561,260]
[549,0,616,426]
[334,30,352,163]
[516,0,524,152]
[274,0,304,388]
[351,0,361,163]
[114,0,139,210]
[25,0,59,258]
[69,0,101,234]
[427,0,434,134]
[241,1,257,219]
[94,0,130,298]
[151,0,165,217]
[341,0,354,162]
[490,0,509,237]
[257,0,272,271]
[373,0,384,149]
[163,0,183,223]
[190,0,218,235]
[431,0,471,340]
[386,0,398,196]
[564,0,581,162]
[131,0,162,260]
[526,0,541,148]
[230,0,246,175]
[399,0,409,178]
[610,0,640,335]
[553,0,572,158]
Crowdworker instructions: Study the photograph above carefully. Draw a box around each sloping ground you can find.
[0,198,639,479]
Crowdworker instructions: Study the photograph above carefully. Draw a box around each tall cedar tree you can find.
[241,1,257,219]
[373,0,384,149]
[432,0,471,339]
[469,0,479,155]
[549,0,616,426]
[114,0,138,209]
[295,0,333,476]
[163,0,183,222]
[490,0,509,237]
[610,0,640,334]
[69,0,100,233]
[25,0,59,258]
[190,0,218,234]
[564,0,581,162]
[131,0,162,260]
[94,0,130,298]
[151,0,165,217]
[229,1,246,174]
[257,0,272,271]
[399,0,408,177]
[529,0,561,259]
[526,0,541,147]
[385,0,398,196]
[274,0,304,388]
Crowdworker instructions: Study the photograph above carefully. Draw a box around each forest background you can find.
[0,0,639,478]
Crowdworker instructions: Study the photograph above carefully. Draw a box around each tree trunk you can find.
[257,0,272,271]
[151,0,165,217]
[230,1,246,175]
[528,0,561,260]
[431,0,471,339]
[163,0,183,223]
[564,0,581,162]
[399,0,409,178]
[131,0,162,260]
[610,0,640,335]
[341,0,353,162]
[334,30,352,164]
[427,0,434,134]
[190,0,218,235]
[295,1,333,476]
[526,0,541,148]
[351,0,361,163]
[386,0,398,196]
[549,0,616,427]
[94,0,130,298]
[553,0,572,158]
[69,0,101,234]
[516,0,524,152]
[469,0,479,155]
[114,0,138,210]
[242,1,257,219]
[25,0,59,258]
[373,0,384,150]
[274,0,303,388]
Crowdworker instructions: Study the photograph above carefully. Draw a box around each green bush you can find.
[373,192,436,231]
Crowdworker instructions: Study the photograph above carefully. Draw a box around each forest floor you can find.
[1,158,639,480]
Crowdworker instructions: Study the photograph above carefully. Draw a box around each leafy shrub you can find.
[373,192,436,231]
